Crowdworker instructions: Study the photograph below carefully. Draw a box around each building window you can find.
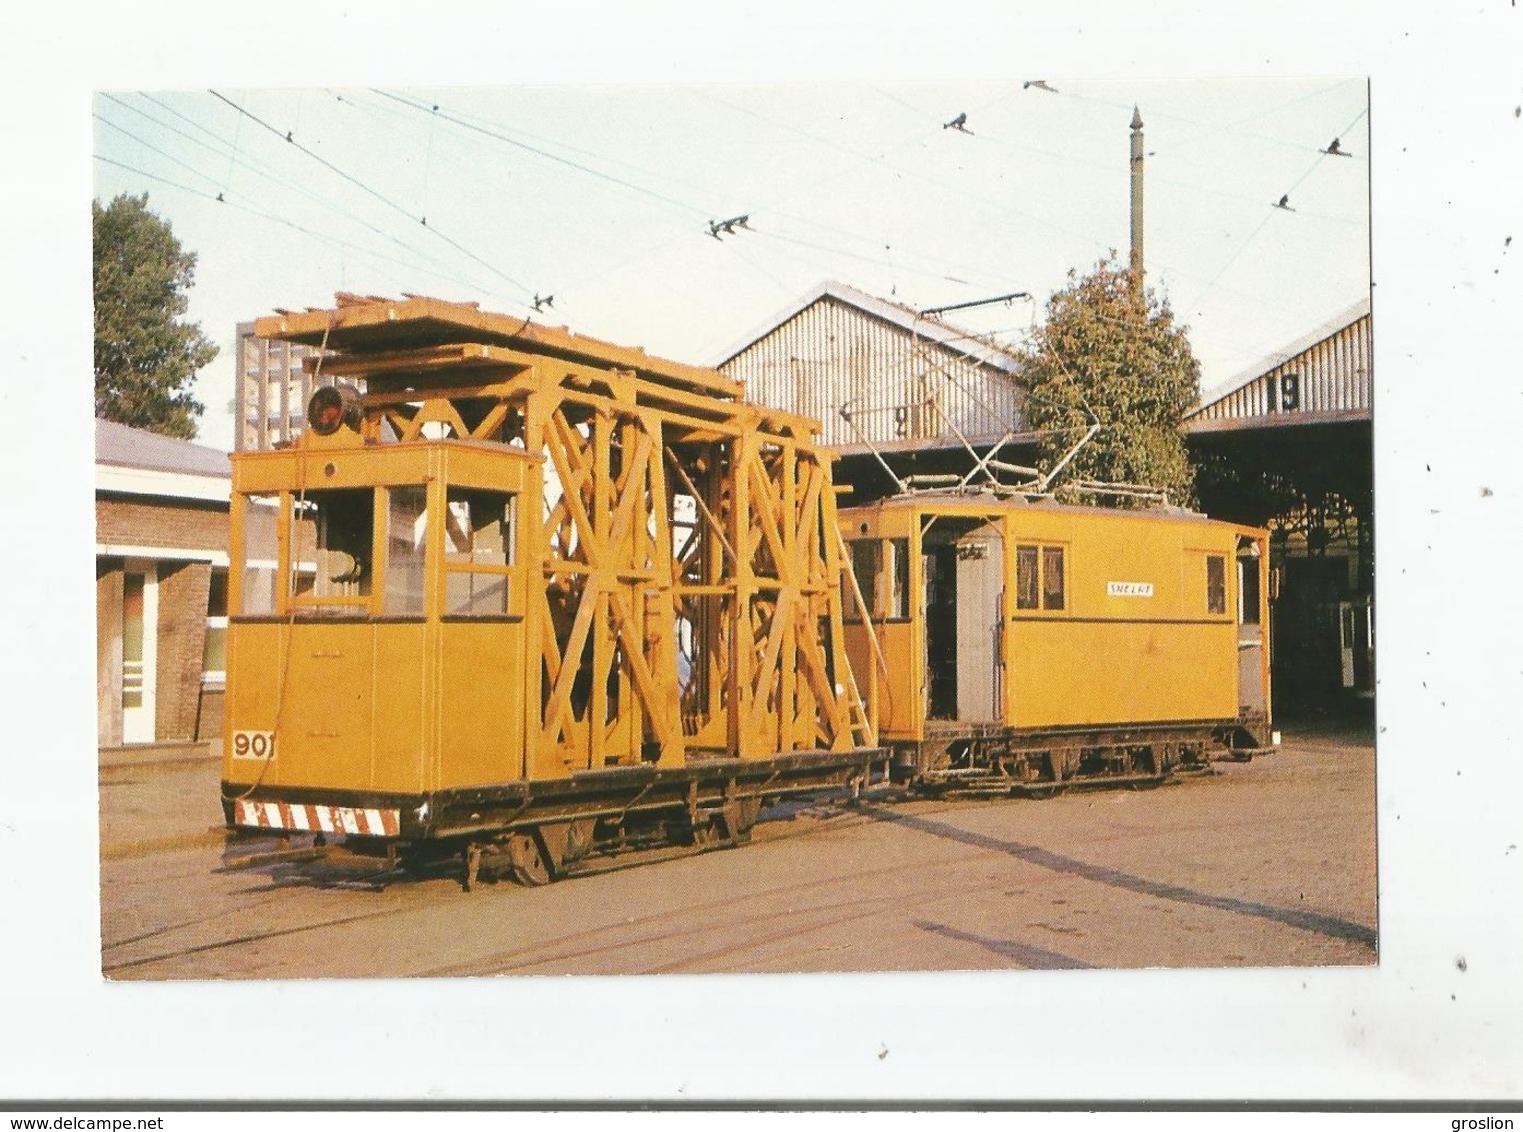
[1207,555,1227,615]
[122,572,145,709]
[444,488,515,616]
[202,568,228,681]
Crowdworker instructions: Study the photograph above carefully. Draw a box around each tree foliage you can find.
[1018,256,1200,506]
[93,193,217,439]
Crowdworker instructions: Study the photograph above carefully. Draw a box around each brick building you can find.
[95,419,232,749]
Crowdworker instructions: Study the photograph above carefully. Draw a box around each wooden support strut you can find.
[250,294,874,780]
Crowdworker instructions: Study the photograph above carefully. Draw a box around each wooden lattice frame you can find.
[257,297,875,777]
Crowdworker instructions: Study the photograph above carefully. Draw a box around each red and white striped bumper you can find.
[233,799,401,838]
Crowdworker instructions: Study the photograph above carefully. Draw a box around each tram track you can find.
[103,908,401,975]
[97,739,1374,977]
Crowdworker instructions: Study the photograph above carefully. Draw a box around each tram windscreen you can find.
[291,488,373,609]
[238,494,280,615]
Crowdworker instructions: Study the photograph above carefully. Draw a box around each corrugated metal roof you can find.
[1191,296,1372,418]
[95,418,231,478]
[718,285,1028,450]
[711,280,1024,375]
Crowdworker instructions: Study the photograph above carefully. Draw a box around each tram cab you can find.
[223,398,538,823]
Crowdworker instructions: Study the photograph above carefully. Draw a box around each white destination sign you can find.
[1107,581,1154,597]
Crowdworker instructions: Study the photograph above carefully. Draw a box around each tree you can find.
[1017,255,1200,506]
[93,193,217,439]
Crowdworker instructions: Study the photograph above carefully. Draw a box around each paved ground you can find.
[98,728,1376,978]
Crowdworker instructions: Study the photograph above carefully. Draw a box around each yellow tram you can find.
[222,293,1274,887]
[221,295,879,887]
[840,492,1272,792]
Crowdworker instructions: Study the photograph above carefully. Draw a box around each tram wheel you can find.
[688,814,721,849]
[506,830,554,887]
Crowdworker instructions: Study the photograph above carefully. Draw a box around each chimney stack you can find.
[1130,105,1145,282]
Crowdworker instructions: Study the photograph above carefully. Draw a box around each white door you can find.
[121,566,158,742]
[954,528,1004,722]
[1237,554,1266,715]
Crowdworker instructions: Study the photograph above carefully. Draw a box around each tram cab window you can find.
[847,540,879,620]
[886,539,910,619]
[291,488,373,610]
[1016,545,1039,610]
[1206,555,1227,615]
[444,488,516,616]
[384,486,428,615]
[1016,544,1066,611]
[238,494,280,615]
[1042,546,1066,610]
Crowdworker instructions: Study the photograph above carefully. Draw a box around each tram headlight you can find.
[307,383,362,436]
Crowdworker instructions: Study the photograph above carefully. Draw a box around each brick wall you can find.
[197,688,225,743]
[97,560,123,747]
[97,494,230,553]
[155,561,212,742]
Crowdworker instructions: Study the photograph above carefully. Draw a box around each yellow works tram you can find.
[221,295,879,887]
[840,492,1272,793]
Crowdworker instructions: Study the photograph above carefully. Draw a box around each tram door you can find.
[1237,542,1266,716]
[953,525,1004,722]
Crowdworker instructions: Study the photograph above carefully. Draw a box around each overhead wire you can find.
[105,81,1366,402]
[93,114,224,193]
[357,88,721,213]
[208,89,535,303]
[373,86,1018,305]
[688,85,1081,287]
[92,154,500,298]
[1046,81,1350,158]
[335,86,987,326]
[96,95,502,297]
[1180,104,1369,319]
[372,88,713,220]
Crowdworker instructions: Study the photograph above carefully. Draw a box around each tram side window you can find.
[886,538,910,619]
[848,539,879,619]
[384,486,428,615]
[292,488,373,609]
[1016,544,1066,611]
[1206,555,1227,615]
[445,488,515,616]
[1016,545,1040,610]
[1042,546,1066,610]
[239,494,280,615]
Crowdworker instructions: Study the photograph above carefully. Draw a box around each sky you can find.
[91,77,1370,452]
